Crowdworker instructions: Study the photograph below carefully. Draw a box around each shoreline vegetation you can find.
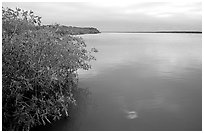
[102,31,202,34]
[2,7,98,131]
[41,25,100,35]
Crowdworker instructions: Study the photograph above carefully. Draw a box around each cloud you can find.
[122,2,201,17]
[2,1,202,31]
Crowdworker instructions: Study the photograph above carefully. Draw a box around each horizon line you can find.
[101,30,202,33]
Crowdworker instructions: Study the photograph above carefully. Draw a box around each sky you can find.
[2,0,202,32]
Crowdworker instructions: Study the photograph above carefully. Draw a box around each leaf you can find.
[44,116,51,123]
[41,117,46,125]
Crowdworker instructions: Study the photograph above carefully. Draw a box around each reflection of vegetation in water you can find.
[31,87,92,131]
[64,87,93,130]
[71,87,93,119]
[2,7,97,131]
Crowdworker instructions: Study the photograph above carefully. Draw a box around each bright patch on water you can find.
[125,111,138,119]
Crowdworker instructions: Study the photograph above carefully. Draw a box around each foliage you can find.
[41,25,100,35]
[2,7,97,130]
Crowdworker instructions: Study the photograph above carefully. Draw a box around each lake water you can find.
[40,33,202,131]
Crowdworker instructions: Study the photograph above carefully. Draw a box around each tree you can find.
[2,7,97,130]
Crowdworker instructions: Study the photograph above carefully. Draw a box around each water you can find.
[43,33,202,131]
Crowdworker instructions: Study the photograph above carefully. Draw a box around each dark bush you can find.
[2,7,97,130]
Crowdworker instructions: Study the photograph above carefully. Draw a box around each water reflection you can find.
[79,33,201,80]
[125,111,138,119]
[37,33,202,131]
[77,33,202,130]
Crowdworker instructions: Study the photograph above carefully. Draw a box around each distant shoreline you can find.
[41,25,100,35]
[102,31,202,34]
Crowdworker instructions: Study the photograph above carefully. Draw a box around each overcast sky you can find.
[2,1,202,32]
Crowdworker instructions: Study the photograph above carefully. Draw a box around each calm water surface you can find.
[46,33,202,131]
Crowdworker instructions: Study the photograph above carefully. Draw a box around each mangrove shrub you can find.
[2,7,97,130]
